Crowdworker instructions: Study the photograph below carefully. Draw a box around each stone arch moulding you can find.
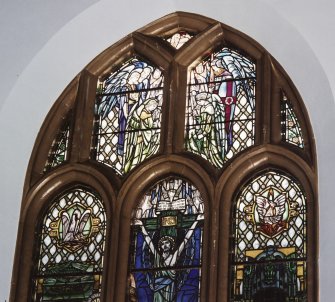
[116,158,214,301]
[10,165,117,302]
[217,147,317,301]
[10,11,317,302]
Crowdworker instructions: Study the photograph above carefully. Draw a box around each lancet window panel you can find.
[44,120,71,172]
[128,177,205,302]
[31,187,107,302]
[281,92,304,149]
[185,47,256,168]
[230,170,307,301]
[92,57,164,176]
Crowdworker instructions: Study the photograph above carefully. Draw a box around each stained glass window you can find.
[92,57,164,175]
[166,32,193,49]
[281,93,304,148]
[128,178,204,301]
[11,13,317,302]
[32,188,107,302]
[44,121,70,172]
[185,47,256,167]
[231,171,307,301]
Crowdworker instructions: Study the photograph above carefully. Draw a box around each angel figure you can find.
[188,91,225,167]
[185,190,204,215]
[187,48,255,161]
[61,208,91,242]
[134,194,157,219]
[123,98,160,173]
[210,48,256,150]
[97,59,162,158]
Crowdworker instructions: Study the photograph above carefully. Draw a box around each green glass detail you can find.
[185,47,256,168]
[231,171,307,301]
[41,263,96,301]
[32,188,106,302]
[128,178,204,301]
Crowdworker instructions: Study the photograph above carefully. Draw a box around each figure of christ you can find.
[133,214,204,302]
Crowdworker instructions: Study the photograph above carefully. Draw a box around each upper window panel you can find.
[231,171,306,301]
[31,187,107,302]
[281,92,304,148]
[166,31,193,49]
[93,57,164,175]
[185,47,256,168]
[44,120,70,172]
[128,177,204,301]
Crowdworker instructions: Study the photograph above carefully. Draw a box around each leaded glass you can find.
[32,188,106,302]
[93,57,164,175]
[44,122,70,172]
[185,47,256,167]
[281,93,304,148]
[128,178,204,301]
[166,32,193,49]
[231,171,307,301]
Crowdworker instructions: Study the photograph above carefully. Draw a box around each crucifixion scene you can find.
[128,178,205,302]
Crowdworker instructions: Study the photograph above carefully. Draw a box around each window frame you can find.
[10,12,317,302]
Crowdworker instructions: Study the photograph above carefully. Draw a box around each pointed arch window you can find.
[128,177,204,301]
[11,12,317,302]
[231,170,307,301]
[31,187,107,302]
[281,92,304,148]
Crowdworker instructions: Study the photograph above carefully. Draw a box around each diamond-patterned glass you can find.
[185,47,256,168]
[32,188,106,302]
[230,171,307,301]
[44,121,70,172]
[92,57,164,175]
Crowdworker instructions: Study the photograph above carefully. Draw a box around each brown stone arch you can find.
[26,76,80,189]
[216,147,317,301]
[11,165,117,302]
[116,158,214,301]
[138,11,217,37]
[10,11,317,302]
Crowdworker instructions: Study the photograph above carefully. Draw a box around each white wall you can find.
[1,0,334,300]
